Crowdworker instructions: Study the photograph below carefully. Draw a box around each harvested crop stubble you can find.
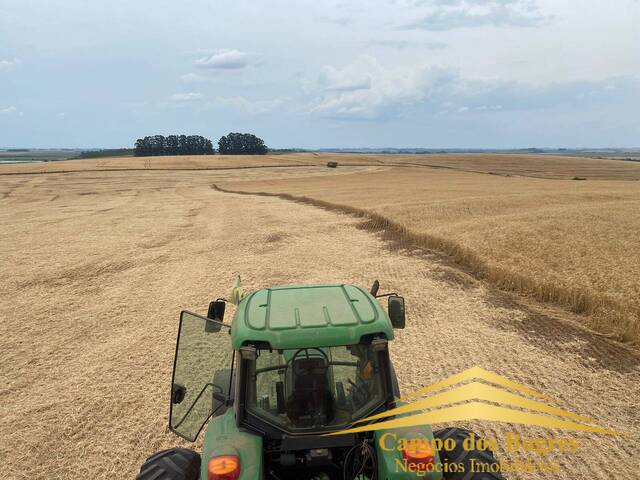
[6,151,640,180]
[220,166,640,344]
[2,165,639,480]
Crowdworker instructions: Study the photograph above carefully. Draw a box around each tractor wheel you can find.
[136,448,200,480]
[434,428,505,480]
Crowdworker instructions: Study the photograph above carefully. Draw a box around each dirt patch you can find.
[265,232,288,243]
[16,259,137,289]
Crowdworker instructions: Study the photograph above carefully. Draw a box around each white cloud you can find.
[214,96,283,114]
[449,104,503,114]
[179,73,208,83]
[308,55,640,121]
[1,106,17,114]
[366,39,447,50]
[169,92,204,102]
[322,65,372,92]
[0,58,21,70]
[309,56,448,119]
[401,0,548,30]
[195,50,250,69]
[475,104,503,111]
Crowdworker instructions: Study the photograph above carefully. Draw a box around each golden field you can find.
[1,156,639,479]
[218,154,640,344]
[6,151,640,344]
[5,151,640,180]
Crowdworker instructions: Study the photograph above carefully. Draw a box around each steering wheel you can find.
[290,347,330,376]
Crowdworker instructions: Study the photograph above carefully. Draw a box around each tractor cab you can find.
[168,284,405,443]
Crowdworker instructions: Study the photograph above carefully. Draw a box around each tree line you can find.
[218,132,268,155]
[134,135,214,156]
[133,133,268,156]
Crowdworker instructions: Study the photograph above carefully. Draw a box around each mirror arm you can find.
[374,292,398,298]
[185,310,233,329]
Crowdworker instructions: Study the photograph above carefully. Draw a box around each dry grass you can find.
[0,154,310,175]
[1,166,639,479]
[5,151,640,180]
[221,163,640,344]
[355,152,640,180]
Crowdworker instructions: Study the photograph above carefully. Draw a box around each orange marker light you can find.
[403,440,435,471]
[208,455,241,480]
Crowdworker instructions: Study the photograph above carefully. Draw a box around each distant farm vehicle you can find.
[327,161,338,168]
[136,281,504,480]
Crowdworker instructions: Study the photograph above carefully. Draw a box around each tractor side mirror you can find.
[205,300,226,333]
[388,296,405,329]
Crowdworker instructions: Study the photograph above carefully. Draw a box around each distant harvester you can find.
[327,161,338,168]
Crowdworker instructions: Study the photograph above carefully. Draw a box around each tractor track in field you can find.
[0,170,638,479]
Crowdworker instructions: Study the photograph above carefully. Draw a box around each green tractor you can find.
[137,282,503,480]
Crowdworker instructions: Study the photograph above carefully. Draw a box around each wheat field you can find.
[220,157,640,344]
[6,152,640,344]
[5,151,640,180]
[2,157,640,479]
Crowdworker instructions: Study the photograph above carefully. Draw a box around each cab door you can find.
[169,311,234,441]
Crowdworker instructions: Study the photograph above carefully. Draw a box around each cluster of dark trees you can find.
[133,133,268,156]
[134,135,214,156]
[218,133,268,155]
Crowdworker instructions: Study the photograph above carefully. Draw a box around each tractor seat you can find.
[285,357,335,426]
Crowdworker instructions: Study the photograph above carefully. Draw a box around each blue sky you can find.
[0,0,638,149]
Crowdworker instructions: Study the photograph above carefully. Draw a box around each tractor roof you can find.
[230,284,394,350]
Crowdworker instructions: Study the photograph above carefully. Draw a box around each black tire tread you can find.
[136,448,200,480]
[434,428,505,480]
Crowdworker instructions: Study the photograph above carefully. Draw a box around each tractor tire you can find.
[136,448,200,480]
[434,428,505,480]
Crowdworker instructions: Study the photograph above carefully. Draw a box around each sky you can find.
[0,0,639,149]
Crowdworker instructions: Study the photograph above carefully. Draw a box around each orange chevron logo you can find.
[330,366,623,436]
